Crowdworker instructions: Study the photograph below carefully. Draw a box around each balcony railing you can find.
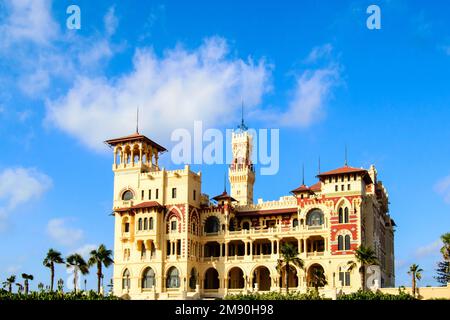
[203,224,326,237]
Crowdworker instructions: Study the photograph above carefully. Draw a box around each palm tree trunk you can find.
[285,263,289,294]
[50,264,55,292]
[360,265,365,292]
[412,275,416,297]
[97,263,102,294]
[8,284,12,293]
[25,280,29,295]
[74,269,78,292]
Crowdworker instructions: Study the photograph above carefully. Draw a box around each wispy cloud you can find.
[70,244,97,260]
[303,43,333,64]
[434,175,450,204]
[414,239,442,259]
[0,167,52,230]
[46,218,84,247]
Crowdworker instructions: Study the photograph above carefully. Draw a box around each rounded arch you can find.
[141,267,155,289]
[166,266,180,289]
[279,264,299,289]
[121,189,134,201]
[122,268,131,289]
[204,216,220,233]
[306,208,324,226]
[251,265,272,291]
[204,267,220,290]
[307,263,327,289]
[227,267,245,289]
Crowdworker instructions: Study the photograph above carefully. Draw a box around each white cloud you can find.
[275,65,340,127]
[104,6,118,37]
[304,43,333,63]
[46,37,272,151]
[434,175,450,204]
[71,244,97,260]
[46,218,84,247]
[0,0,59,47]
[6,264,22,274]
[414,239,441,259]
[0,167,52,212]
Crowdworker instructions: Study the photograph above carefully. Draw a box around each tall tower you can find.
[228,107,255,205]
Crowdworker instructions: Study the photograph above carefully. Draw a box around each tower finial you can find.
[302,163,305,185]
[318,156,321,174]
[344,144,348,166]
[136,106,139,134]
[237,100,248,131]
[224,170,227,193]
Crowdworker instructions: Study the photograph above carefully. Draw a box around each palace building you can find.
[107,123,396,300]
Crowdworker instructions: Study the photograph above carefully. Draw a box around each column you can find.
[225,241,229,262]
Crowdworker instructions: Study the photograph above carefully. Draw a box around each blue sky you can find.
[0,0,449,290]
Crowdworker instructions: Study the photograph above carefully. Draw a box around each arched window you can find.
[229,218,235,231]
[344,208,349,223]
[338,208,343,223]
[293,218,299,228]
[166,267,180,288]
[122,269,130,289]
[142,267,155,289]
[122,190,133,201]
[306,209,324,226]
[204,216,220,233]
[242,221,250,230]
[144,218,148,230]
[138,218,142,231]
[344,235,351,250]
[149,217,154,230]
[337,235,343,251]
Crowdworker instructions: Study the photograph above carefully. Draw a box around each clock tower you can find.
[228,112,255,205]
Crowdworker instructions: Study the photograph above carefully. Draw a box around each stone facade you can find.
[107,129,395,300]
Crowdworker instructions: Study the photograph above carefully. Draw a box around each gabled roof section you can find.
[105,132,167,152]
[317,165,372,183]
[115,201,164,212]
[212,191,237,202]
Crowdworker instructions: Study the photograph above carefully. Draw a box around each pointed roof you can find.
[212,191,237,202]
[105,133,167,152]
[291,184,313,194]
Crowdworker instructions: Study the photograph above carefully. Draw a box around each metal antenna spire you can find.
[344,144,348,166]
[136,107,139,134]
[302,163,305,185]
[224,171,227,193]
[318,156,321,174]
[237,100,248,131]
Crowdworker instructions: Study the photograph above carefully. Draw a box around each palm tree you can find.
[441,233,450,261]
[408,264,423,297]
[43,248,64,291]
[88,244,114,294]
[348,245,378,291]
[276,243,304,293]
[21,273,34,295]
[66,253,89,292]
[15,283,24,294]
[2,275,16,293]
[309,267,327,292]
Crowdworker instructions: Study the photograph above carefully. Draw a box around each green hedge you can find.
[224,289,416,300]
[224,290,327,300]
[0,289,120,300]
[337,289,416,300]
